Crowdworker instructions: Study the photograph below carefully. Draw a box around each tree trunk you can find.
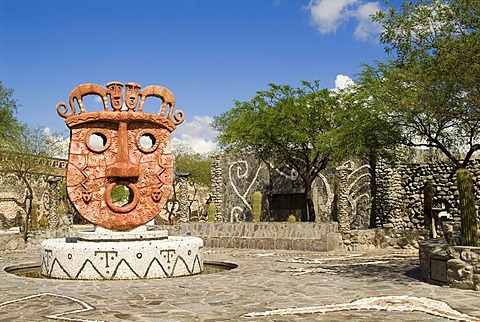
[304,183,316,222]
[21,178,33,243]
[423,180,434,238]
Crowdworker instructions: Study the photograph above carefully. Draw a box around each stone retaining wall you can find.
[0,225,92,251]
[180,222,339,251]
[339,229,430,251]
[1,223,432,253]
[419,238,480,291]
[376,159,480,229]
[179,222,429,252]
[0,230,26,251]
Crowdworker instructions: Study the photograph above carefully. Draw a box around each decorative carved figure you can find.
[57,82,184,230]
[106,81,124,111]
[125,82,141,111]
[57,84,109,117]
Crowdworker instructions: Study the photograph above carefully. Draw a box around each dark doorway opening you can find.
[270,193,309,221]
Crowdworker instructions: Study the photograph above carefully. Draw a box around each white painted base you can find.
[77,226,168,241]
[41,235,203,280]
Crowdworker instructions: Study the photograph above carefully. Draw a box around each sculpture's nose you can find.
[106,162,139,179]
[106,122,139,179]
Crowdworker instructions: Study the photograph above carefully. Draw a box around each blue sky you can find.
[0,0,401,153]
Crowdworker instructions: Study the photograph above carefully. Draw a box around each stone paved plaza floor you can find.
[1,247,479,321]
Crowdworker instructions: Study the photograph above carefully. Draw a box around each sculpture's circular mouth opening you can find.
[5,261,238,279]
[105,182,139,213]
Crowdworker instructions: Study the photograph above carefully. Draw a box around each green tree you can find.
[0,81,19,140]
[213,81,343,221]
[0,124,65,241]
[171,145,212,222]
[336,79,403,227]
[370,0,480,167]
[173,145,212,187]
[362,0,480,244]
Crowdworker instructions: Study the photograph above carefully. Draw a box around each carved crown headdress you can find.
[56,82,185,131]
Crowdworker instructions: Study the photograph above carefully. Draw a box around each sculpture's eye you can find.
[86,129,110,153]
[136,130,159,153]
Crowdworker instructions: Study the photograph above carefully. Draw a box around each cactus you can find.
[252,191,262,222]
[208,202,216,222]
[287,214,296,223]
[39,213,49,229]
[423,180,434,237]
[456,168,479,246]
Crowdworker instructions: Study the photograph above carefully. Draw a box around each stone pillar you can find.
[336,164,351,231]
[211,156,224,222]
[375,161,404,229]
[46,176,61,229]
[176,173,190,223]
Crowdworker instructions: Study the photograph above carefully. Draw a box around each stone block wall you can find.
[375,159,480,229]
[0,225,97,251]
[0,230,26,251]
[211,153,480,231]
[211,156,371,228]
[180,222,338,251]
[1,223,431,253]
[210,156,270,222]
[178,222,427,252]
[339,228,430,251]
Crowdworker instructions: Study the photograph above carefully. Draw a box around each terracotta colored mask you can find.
[57,82,184,230]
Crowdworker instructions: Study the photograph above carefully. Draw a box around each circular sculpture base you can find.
[41,235,203,280]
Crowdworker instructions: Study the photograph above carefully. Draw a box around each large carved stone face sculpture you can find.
[57,82,184,231]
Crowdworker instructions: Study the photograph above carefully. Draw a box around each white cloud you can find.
[334,74,354,90]
[307,0,382,40]
[352,2,383,40]
[307,0,358,35]
[171,115,218,154]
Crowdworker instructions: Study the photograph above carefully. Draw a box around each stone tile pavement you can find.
[0,247,479,321]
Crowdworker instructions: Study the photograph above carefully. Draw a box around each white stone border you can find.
[243,296,480,321]
[0,292,103,322]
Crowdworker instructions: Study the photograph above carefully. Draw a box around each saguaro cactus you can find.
[252,191,262,222]
[208,202,216,222]
[456,168,479,246]
[423,180,434,237]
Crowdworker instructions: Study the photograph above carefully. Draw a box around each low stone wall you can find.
[179,223,430,252]
[1,223,431,253]
[151,224,181,236]
[339,229,430,251]
[0,225,94,251]
[419,238,480,291]
[0,230,26,251]
[180,222,339,251]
